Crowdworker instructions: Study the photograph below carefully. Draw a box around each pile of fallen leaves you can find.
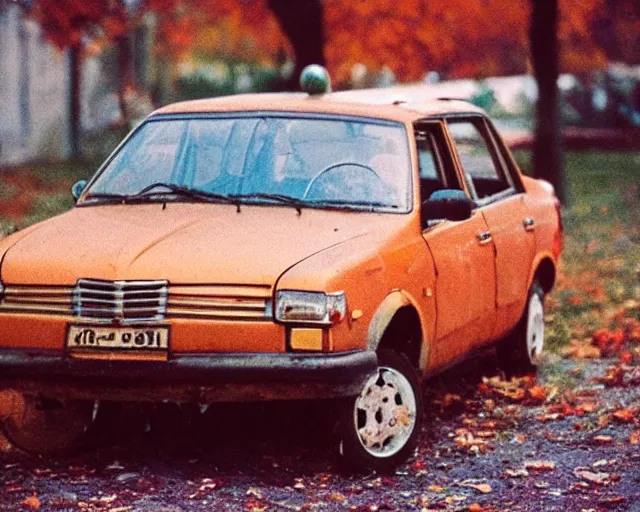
[563,310,640,361]
[477,375,550,405]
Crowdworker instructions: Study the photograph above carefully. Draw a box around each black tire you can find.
[2,395,95,455]
[338,349,423,472]
[497,281,546,378]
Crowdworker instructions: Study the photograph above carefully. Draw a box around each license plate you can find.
[67,325,169,351]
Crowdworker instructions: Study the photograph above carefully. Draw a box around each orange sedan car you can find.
[0,68,562,470]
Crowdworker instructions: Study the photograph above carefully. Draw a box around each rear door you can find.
[416,121,496,369]
[445,116,536,344]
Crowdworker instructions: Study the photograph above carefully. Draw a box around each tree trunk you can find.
[267,0,325,91]
[117,33,134,128]
[114,0,134,128]
[529,0,567,204]
[69,43,82,159]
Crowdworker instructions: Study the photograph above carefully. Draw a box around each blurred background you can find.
[1,0,639,166]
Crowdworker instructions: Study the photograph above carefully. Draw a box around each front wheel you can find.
[338,350,422,472]
[2,395,96,455]
[497,281,546,378]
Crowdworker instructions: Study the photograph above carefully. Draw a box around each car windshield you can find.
[83,116,412,212]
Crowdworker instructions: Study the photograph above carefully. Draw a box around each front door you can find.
[423,212,496,367]
[415,121,496,369]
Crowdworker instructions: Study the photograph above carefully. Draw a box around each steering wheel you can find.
[302,162,383,199]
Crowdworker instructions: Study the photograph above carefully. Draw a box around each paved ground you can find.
[0,351,638,512]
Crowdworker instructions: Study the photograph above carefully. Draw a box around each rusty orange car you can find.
[0,67,562,470]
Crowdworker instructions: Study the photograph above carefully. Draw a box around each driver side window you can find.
[415,123,464,228]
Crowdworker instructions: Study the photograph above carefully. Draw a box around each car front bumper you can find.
[0,349,377,403]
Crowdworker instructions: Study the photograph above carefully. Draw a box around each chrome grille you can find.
[73,279,168,324]
[0,286,73,314]
[167,284,271,320]
[0,282,270,321]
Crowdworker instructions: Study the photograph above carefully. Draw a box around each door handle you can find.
[523,217,535,231]
[476,230,492,244]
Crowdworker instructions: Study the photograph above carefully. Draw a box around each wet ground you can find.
[0,351,638,512]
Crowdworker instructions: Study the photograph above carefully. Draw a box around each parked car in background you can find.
[0,66,562,470]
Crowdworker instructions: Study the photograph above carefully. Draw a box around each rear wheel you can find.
[338,350,422,472]
[2,395,95,455]
[498,281,546,378]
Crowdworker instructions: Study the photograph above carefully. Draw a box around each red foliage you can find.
[33,0,127,50]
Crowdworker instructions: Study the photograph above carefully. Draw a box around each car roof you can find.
[153,85,486,124]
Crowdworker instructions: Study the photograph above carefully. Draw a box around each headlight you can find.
[275,290,346,325]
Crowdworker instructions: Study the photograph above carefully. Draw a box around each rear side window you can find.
[447,119,511,200]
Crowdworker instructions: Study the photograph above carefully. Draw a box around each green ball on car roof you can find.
[300,64,332,95]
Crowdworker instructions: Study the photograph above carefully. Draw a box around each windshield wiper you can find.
[305,199,399,211]
[229,193,306,208]
[126,183,237,205]
[81,192,128,203]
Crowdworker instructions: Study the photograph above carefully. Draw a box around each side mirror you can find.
[71,180,87,201]
[421,189,475,223]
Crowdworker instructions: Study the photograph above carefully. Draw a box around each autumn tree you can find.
[32,0,129,157]
[593,0,640,66]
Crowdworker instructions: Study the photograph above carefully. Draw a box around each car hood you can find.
[0,203,397,286]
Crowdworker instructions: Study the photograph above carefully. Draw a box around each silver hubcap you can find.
[526,293,545,364]
[354,366,417,458]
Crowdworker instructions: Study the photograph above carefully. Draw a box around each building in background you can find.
[0,2,155,166]
[0,2,70,165]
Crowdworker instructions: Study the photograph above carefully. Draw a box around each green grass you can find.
[513,151,640,353]
[28,160,99,188]
[21,193,76,228]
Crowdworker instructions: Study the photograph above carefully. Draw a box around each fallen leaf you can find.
[562,339,601,359]
[527,385,548,403]
[22,495,40,510]
[443,393,463,408]
[468,504,484,512]
[329,492,346,503]
[246,488,263,499]
[612,408,636,423]
[574,468,610,485]
[575,402,597,414]
[598,496,626,507]
[629,430,640,445]
[504,468,529,478]
[444,495,467,504]
[462,483,492,494]
[524,460,556,471]
[593,435,614,445]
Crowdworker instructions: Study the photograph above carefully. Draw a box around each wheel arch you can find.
[529,253,556,294]
[367,290,428,372]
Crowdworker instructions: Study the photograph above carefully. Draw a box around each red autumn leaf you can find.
[524,460,556,471]
[619,351,633,364]
[575,401,597,414]
[527,385,549,403]
[567,295,584,306]
[612,408,636,423]
[21,495,41,510]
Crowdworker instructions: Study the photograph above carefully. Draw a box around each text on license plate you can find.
[67,325,169,351]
